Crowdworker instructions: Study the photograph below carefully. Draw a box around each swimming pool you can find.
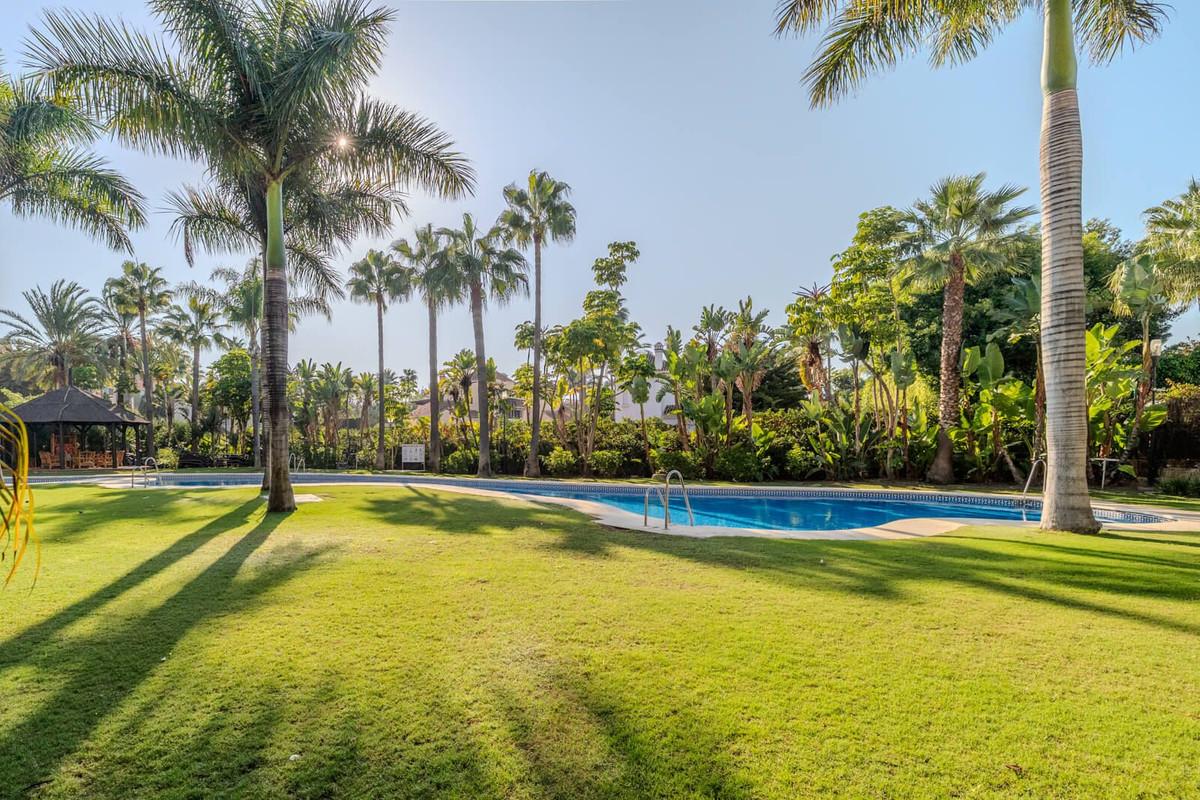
[131,473,1167,532]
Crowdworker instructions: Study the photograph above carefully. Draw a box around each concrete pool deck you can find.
[50,471,1197,542]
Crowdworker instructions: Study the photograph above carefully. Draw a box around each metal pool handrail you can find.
[1020,457,1045,521]
[644,485,670,529]
[664,469,695,527]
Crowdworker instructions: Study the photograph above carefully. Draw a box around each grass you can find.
[2,485,1198,799]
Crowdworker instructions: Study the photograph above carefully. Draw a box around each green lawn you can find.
[2,486,1198,799]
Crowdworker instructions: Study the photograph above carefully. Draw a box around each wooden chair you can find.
[38,451,54,470]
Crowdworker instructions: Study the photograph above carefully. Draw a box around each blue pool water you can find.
[504,487,1051,530]
[122,473,1166,531]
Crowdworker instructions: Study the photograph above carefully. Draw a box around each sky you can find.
[2,0,1199,384]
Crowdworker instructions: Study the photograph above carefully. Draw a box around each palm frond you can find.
[164,184,256,266]
[1077,0,1169,63]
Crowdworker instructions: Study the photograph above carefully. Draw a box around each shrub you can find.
[442,449,477,474]
[544,447,579,477]
[714,443,767,482]
[153,447,179,470]
[1159,474,1200,497]
[650,448,702,480]
[588,449,624,478]
[785,444,820,481]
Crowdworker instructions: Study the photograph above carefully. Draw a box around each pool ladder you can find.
[643,469,695,530]
[1019,457,1045,521]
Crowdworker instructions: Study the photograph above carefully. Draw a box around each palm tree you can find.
[774,1,1167,530]
[98,285,139,408]
[394,225,450,472]
[0,280,101,389]
[440,349,479,451]
[160,296,227,444]
[151,339,188,446]
[899,174,1034,483]
[347,249,414,469]
[30,0,475,511]
[1144,180,1200,306]
[104,262,171,455]
[437,214,529,476]
[1107,254,1178,457]
[499,171,576,477]
[695,305,732,394]
[1,66,144,251]
[354,371,377,455]
[184,261,329,467]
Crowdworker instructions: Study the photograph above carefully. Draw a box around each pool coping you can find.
[59,471,1198,541]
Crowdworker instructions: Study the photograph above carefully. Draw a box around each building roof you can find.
[12,386,149,425]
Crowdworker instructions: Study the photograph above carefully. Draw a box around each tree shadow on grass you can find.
[482,646,754,799]
[360,486,584,537]
[0,509,329,795]
[602,530,1200,637]
[0,496,265,664]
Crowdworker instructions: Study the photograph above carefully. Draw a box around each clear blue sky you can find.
[2,1,1198,381]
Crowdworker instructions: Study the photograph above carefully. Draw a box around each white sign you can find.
[400,444,426,469]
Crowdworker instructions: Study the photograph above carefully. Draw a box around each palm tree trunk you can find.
[929,254,966,483]
[138,309,156,457]
[264,179,295,511]
[191,344,201,445]
[470,282,491,477]
[375,297,387,470]
[1039,0,1098,532]
[426,298,441,472]
[250,329,261,468]
[117,342,127,407]
[526,235,543,477]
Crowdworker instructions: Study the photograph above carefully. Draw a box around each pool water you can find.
[122,473,1163,531]
[505,488,1049,530]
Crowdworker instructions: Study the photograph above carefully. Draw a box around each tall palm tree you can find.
[1,66,144,251]
[438,214,528,477]
[160,296,228,443]
[30,0,474,511]
[499,171,576,477]
[899,174,1034,483]
[393,224,449,472]
[184,261,330,467]
[105,262,171,456]
[774,1,1167,530]
[347,249,413,469]
[99,285,139,408]
[354,371,377,454]
[0,280,101,389]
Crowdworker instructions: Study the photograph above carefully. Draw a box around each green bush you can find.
[1159,475,1200,497]
[442,449,477,474]
[153,447,179,470]
[785,444,820,480]
[588,449,624,478]
[545,447,579,477]
[714,443,767,482]
[650,448,702,480]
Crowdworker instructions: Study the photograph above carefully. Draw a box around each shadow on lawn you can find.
[0,496,264,663]
[602,529,1200,637]
[361,485,583,536]
[0,507,328,795]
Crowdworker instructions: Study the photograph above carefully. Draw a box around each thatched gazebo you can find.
[12,386,150,469]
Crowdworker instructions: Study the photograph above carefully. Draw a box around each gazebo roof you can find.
[12,386,149,426]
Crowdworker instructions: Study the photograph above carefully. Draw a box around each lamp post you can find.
[1149,338,1163,404]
